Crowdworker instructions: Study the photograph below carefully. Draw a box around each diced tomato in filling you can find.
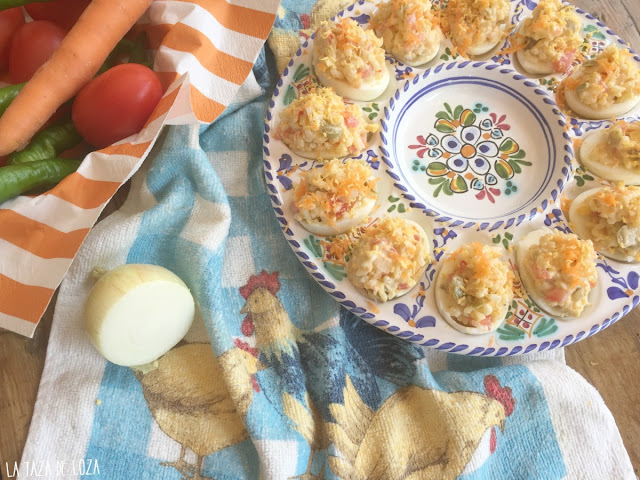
[480,315,493,326]
[530,262,552,280]
[330,198,351,218]
[553,50,576,73]
[456,260,467,275]
[545,287,569,305]
[344,113,359,128]
[360,65,374,79]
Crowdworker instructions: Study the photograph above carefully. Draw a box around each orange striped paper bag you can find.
[0,0,279,337]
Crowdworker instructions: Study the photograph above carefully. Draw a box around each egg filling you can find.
[593,122,640,173]
[516,0,582,74]
[274,88,378,159]
[571,184,640,262]
[347,218,430,302]
[564,45,640,117]
[437,243,513,332]
[370,0,442,66]
[443,0,510,57]
[294,158,378,235]
[313,18,388,99]
[521,230,597,317]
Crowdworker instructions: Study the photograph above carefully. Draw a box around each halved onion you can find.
[84,264,195,366]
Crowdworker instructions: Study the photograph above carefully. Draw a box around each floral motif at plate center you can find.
[383,65,571,223]
[410,104,530,203]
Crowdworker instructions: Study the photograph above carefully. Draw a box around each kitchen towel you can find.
[16,1,636,479]
[0,0,278,337]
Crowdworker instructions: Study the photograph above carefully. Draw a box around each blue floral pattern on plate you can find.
[262,0,640,356]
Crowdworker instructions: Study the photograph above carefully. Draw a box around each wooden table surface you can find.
[1,0,640,475]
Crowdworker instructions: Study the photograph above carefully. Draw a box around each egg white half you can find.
[579,129,640,184]
[434,257,504,335]
[393,30,443,67]
[465,39,502,57]
[290,147,337,161]
[516,228,591,318]
[296,197,376,236]
[395,44,440,67]
[347,219,431,302]
[564,85,640,120]
[569,188,639,263]
[312,50,390,102]
[516,48,555,76]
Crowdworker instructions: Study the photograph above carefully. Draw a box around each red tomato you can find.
[72,64,163,148]
[25,0,90,31]
[0,8,24,71]
[9,21,66,83]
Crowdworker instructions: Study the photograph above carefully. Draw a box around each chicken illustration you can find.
[239,271,424,479]
[283,392,329,479]
[327,375,516,480]
[136,342,263,480]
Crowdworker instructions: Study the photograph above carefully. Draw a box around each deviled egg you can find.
[274,87,378,159]
[293,158,378,236]
[516,229,598,318]
[370,0,443,67]
[313,18,390,101]
[579,121,640,184]
[435,243,514,335]
[346,217,431,302]
[443,0,510,57]
[569,184,640,263]
[516,0,582,75]
[564,45,640,119]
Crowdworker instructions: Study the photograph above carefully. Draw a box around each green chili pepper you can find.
[0,83,24,117]
[8,121,82,165]
[0,0,51,11]
[97,39,136,76]
[0,158,81,204]
[97,33,152,76]
[129,33,153,69]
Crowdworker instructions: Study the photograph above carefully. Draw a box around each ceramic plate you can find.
[263,0,640,356]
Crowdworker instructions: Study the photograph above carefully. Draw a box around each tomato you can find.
[25,0,90,31]
[9,21,66,83]
[0,8,24,71]
[72,64,163,148]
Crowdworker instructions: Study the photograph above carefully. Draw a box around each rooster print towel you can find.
[19,1,635,479]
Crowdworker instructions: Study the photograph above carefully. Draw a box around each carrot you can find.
[0,0,153,156]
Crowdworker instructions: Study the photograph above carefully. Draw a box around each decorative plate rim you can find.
[262,0,640,356]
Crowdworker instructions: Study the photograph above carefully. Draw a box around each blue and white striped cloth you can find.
[17,25,635,480]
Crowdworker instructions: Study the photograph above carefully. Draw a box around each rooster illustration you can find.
[327,374,516,479]
[137,342,263,480]
[239,271,424,478]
